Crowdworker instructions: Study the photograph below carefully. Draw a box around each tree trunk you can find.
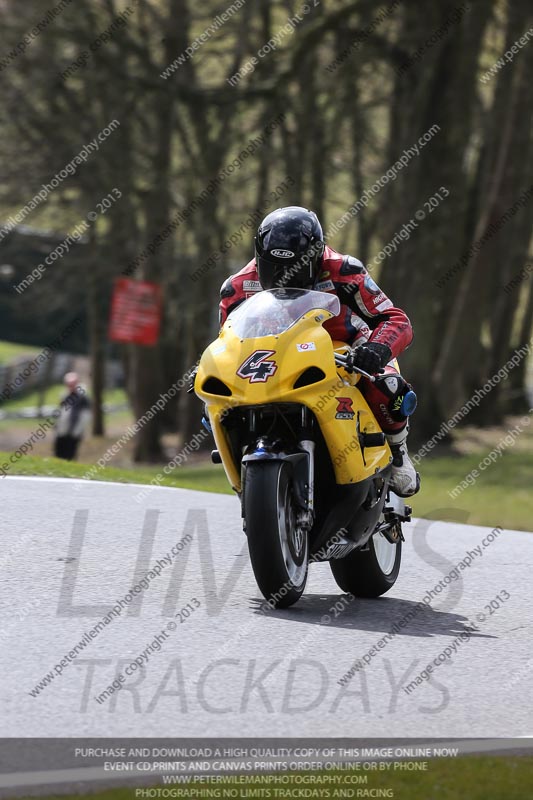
[377,0,493,442]
[87,247,105,436]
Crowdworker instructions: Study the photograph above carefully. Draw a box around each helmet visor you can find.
[256,252,316,290]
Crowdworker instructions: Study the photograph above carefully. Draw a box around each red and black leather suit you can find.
[219,245,414,434]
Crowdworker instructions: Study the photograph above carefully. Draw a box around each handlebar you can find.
[334,352,379,383]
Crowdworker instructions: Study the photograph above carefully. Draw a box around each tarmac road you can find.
[1,476,532,739]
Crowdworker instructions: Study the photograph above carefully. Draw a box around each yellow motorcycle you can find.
[195,288,411,608]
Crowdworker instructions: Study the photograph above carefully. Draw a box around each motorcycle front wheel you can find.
[244,461,308,609]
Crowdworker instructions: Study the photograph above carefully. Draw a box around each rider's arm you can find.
[335,257,413,360]
[219,276,243,328]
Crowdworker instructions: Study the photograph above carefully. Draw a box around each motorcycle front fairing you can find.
[194,288,391,493]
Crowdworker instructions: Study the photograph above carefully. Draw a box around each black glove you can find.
[346,342,392,375]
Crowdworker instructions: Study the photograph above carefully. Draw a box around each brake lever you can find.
[187,369,198,393]
[334,353,381,383]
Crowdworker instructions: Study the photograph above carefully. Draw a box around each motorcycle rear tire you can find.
[329,529,401,597]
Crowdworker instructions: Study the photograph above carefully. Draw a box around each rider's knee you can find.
[373,373,417,424]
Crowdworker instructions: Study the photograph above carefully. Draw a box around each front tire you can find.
[329,527,401,597]
[244,461,308,608]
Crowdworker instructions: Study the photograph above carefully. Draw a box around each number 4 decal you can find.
[237,350,278,383]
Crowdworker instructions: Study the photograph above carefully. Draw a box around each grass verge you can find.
[412,448,533,531]
[1,446,532,530]
[11,756,533,800]
[0,385,127,412]
[0,339,38,362]
[0,452,231,495]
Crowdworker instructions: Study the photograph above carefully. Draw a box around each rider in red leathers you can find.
[219,206,420,497]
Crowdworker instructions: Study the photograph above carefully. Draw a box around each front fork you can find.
[241,407,315,533]
[298,406,314,531]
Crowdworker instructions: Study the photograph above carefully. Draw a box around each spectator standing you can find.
[53,372,91,460]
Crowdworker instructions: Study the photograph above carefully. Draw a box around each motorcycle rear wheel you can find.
[329,525,401,597]
[244,461,308,608]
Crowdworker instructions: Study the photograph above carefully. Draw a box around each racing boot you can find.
[385,425,420,497]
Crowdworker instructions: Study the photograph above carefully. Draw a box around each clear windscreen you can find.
[227,288,340,338]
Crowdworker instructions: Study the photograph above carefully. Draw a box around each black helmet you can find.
[254,206,325,290]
